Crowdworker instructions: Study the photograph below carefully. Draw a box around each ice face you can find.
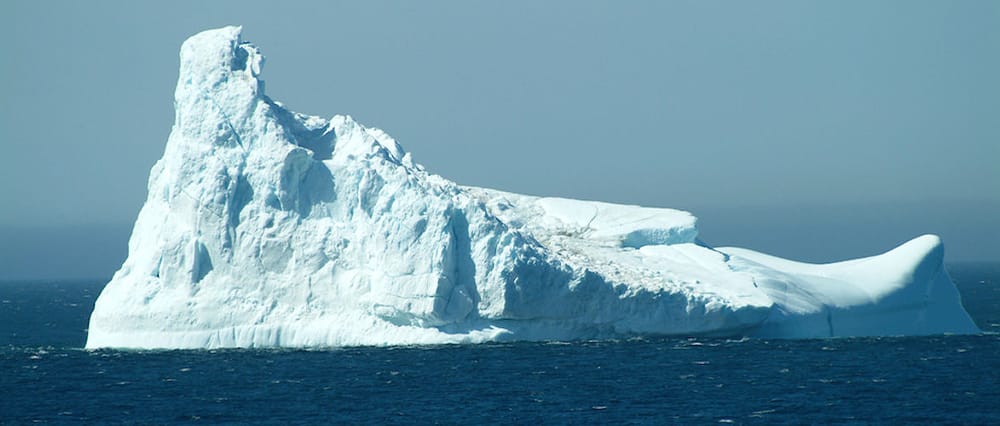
[85,27,979,349]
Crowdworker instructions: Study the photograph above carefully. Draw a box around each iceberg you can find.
[86,27,978,349]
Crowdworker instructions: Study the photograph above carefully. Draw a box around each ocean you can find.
[2,263,998,424]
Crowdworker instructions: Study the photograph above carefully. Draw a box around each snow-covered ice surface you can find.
[86,27,979,349]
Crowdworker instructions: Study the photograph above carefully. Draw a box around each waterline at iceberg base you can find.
[86,27,978,349]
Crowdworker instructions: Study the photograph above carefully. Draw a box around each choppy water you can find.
[2,264,998,424]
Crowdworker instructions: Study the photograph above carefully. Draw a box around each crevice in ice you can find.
[435,210,480,323]
[267,100,336,161]
[202,92,246,151]
[223,171,253,251]
[232,43,249,71]
[826,307,834,337]
[151,254,163,278]
[583,208,598,234]
[295,163,336,217]
[191,239,213,284]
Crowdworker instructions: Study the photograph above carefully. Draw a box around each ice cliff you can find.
[86,27,979,349]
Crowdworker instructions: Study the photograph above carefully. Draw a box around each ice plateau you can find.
[86,27,979,349]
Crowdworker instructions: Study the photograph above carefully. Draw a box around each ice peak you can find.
[177,26,265,100]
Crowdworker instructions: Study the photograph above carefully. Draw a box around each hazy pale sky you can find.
[1,1,998,278]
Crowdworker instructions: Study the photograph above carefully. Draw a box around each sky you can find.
[1,1,998,280]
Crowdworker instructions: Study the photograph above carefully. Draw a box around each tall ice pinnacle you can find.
[86,27,979,349]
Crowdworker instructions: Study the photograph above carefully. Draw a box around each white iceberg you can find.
[86,27,978,349]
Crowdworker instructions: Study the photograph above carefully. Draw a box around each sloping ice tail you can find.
[722,235,980,338]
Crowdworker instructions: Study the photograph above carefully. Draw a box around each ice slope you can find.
[86,27,978,349]
[720,235,977,338]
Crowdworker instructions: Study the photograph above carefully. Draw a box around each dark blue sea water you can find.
[2,264,998,424]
